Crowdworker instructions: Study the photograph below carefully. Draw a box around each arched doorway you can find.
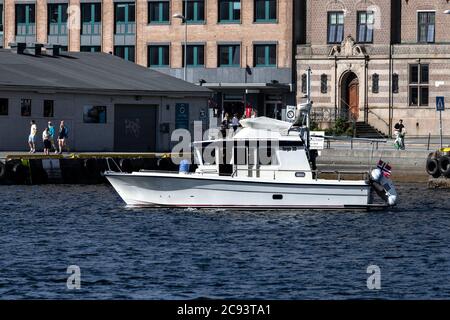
[340,72,359,121]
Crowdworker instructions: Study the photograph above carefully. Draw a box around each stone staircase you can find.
[355,122,387,139]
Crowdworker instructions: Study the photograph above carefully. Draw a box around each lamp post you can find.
[173,7,188,81]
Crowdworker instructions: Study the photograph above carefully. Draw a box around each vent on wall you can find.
[9,42,44,56]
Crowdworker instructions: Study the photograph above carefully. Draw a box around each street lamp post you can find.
[173,3,188,81]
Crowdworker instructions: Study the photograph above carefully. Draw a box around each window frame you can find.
[327,11,344,44]
[43,100,54,118]
[21,99,32,117]
[320,74,328,94]
[148,44,170,67]
[254,0,277,23]
[48,3,68,36]
[417,11,435,43]
[114,2,136,34]
[0,98,8,116]
[218,44,240,67]
[0,3,4,34]
[148,1,170,24]
[253,44,276,67]
[83,105,107,124]
[183,44,205,67]
[409,64,429,107]
[15,3,36,36]
[357,11,374,44]
[182,0,205,23]
[81,3,101,35]
[219,0,241,23]
[114,45,136,62]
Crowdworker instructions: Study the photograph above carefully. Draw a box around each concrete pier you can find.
[0,152,180,185]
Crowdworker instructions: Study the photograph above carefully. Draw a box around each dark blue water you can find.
[0,182,449,299]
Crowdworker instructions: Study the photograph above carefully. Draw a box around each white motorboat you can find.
[105,116,397,210]
[105,68,397,210]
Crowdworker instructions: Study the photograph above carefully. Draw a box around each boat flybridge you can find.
[105,115,397,210]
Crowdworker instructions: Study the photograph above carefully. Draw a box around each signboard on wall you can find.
[286,105,297,122]
[310,131,325,150]
[175,103,189,130]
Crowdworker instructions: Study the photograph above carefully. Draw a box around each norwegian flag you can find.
[377,160,392,177]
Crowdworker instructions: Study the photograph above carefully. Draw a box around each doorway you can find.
[340,72,359,121]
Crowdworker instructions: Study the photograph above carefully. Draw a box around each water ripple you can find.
[0,183,449,299]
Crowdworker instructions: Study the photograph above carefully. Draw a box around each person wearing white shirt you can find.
[28,120,37,153]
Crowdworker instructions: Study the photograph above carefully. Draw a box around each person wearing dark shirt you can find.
[394,119,405,150]
[394,119,405,133]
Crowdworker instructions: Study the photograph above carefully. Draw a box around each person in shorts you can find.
[28,120,37,153]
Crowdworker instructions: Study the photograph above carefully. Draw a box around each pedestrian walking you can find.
[57,120,69,154]
[28,120,37,153]
[47,121,57,154]
[394,119,406,150]
[42,127,51,155]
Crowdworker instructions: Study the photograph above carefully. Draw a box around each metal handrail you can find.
[230,167,370,181]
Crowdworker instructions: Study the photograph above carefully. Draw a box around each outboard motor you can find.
[370,168,397,206]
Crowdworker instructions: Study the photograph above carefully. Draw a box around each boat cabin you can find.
[193,117,313,181]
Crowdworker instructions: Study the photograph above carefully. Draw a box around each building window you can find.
[21,99,32,117]
[357,11,374,43]
[0,98,8,116]
[301,74,307,94]
[409,64,429,106]
[219,0,241,23]
[254,0,276,22]
[183,45,205,67]
[48,4,68,35]
[321,74,328,94]
[328,12,344,44]
[43,100,54,117]
[372,73,379,94]
[183,0,205,23]
[392,73,399,94]
[218,45,240,67]
[80,46,101,52]
[81,3,101,35]
[0,4,4,34]
[418,12,435,43]
[148,1,169,24]
[115,2,136,34]
[83,106,107,124]
[148,45,170,67]
[114,45,135,62]
[254,44,276,67]
[16,4,36,35]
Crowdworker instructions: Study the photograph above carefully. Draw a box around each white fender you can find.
[379,175,397,206]
[370,168,398,206]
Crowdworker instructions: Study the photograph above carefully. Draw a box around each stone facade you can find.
[297,0,450,137]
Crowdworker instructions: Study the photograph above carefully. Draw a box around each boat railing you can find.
[231,168,370,181]
[105,157,122,172]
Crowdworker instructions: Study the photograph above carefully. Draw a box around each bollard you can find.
[427,133,431,151]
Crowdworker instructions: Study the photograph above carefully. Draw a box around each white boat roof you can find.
[195,117,301,144]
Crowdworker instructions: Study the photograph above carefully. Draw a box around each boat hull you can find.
[105,172,373,209]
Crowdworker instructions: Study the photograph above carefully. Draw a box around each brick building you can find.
[0,0,304,122]
[297,0,450,137]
